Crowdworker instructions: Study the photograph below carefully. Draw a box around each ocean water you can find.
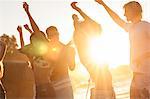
[72,66,132,99]
[74,78,132,99]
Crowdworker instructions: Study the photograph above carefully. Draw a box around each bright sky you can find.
[0,0,150,68]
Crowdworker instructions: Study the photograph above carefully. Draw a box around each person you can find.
[46,26,75,99]
[71,2,102,80]
[1,34,35,99]
[0,40,7,99]
[71,1,101,69]
[23,2,75,99]
[18,24,56,99]
[95,0,150,98]
[24,33,56,99]
[71,2,115,98]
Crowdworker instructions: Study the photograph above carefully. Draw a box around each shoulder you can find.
[123,23,133,32]
[4,51,29,62]
[134,21,150,32]
[123,21,150,32]
[140,21,150,29]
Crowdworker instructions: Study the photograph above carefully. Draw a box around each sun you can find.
[87,31,130,68]
[88,37,109,66]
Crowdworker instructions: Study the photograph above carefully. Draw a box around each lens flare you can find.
[88,37,108,66]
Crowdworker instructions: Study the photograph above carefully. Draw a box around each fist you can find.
[71,2,78,9]
[24,24,29,30]
[23,2,29,12]
[95,0,104,5]
[17,26,22,33]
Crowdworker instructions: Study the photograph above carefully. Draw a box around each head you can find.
[123,1,142,22]
[46,26,59,41]
[30,33,48,55]
[0,34,18,54]
[30,33,47,46]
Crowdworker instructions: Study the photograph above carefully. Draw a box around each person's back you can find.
[50,44,71,81]
[2,51,35,99]
[125,20,150,99]
[49,43,75,99]
[125,21,150,69]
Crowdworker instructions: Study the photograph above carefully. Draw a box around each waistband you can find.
[52,78,72,90]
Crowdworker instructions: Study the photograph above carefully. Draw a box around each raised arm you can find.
[72,14,80,30]
[23,2,40,32]
[24,24,33,34]
[17,26,25,48]
[71,2,90,20]
[95,0,127,28]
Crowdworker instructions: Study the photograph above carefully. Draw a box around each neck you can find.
[131,15,142,24]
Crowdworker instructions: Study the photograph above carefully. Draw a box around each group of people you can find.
[0,0,150,99]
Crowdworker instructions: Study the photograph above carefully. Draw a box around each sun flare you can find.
[88,37,108,66]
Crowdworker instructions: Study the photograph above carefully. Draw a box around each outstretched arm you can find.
[23,2,40,32]
[17,26,25,48]
[24,24,33,34]
[71,2,90,20]
[95,0,126,28]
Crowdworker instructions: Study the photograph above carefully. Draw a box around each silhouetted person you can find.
[0,40,7,99]
[23,2,75,99]
[28,34,56,99]
[1,34,35,99]
[22,2,57,99]
[95,0,150,98]
[71,2,115,98]
[71,2,101,68]
[18,25,56,99]
[71,2,101,82]
[46,26,75,99]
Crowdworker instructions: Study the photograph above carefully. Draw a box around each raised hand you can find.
[72,14,78,20]
[95,0,105,5]
[24,24,30,30]
[71,2,78,9]
[24,24,33,34]
[17,26,25,47]
[17,26,22,33]
[23,2,29,12]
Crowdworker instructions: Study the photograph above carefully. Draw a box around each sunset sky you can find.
[0,0,150,68]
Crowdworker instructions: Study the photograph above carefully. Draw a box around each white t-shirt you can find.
[124,21,150,73]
